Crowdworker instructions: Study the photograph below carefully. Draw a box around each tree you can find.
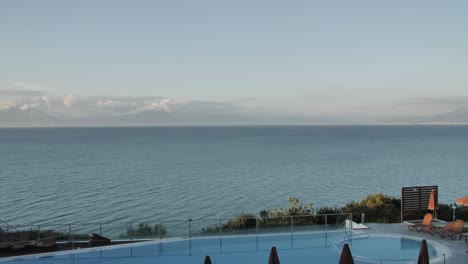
[121,223,167,238]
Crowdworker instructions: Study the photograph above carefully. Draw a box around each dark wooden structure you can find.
[401,185,438,222]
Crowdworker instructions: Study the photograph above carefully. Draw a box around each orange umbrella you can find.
[428,189,437,218]
[455,196,468,206]
[428,190,437,211]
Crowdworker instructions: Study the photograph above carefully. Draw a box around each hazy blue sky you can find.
[1,0,467,123]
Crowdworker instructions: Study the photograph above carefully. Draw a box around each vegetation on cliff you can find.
[200,193,467,233]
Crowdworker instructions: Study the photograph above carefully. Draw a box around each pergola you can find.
[401,185,438,222]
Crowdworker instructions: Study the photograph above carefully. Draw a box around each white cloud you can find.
[176,100,240,114]
[2,82,262,121]
[63,94,79,108]
[0,103,14,110]
[0,90,268,123]
[0,82,52,112]
[96,100,120,108]
[148,99,174,112]
[20,103,40,110]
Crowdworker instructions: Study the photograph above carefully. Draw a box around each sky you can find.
[1,0,468,125]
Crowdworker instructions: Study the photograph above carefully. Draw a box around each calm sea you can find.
[1,125,467,227]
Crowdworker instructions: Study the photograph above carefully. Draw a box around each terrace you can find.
[1,214,467,263]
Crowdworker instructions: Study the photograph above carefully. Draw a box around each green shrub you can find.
[120,223,167,239]
[315,206,344,225]
[341,193,401,223]
[201,193,466,233]
[455,206,468,220]
[225,213,257,229]
[259,197,316,227]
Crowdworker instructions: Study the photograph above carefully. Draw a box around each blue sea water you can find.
[1,125,467,227]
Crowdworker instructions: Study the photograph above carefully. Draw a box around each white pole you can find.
[452,206,456,221]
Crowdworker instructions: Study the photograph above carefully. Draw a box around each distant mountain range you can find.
[0,107,60,127]
[383,108,468,124]
[1,106,468,127]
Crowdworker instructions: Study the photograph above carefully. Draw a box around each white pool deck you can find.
[366,222,467,263]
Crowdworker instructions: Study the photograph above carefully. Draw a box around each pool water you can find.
[0,232,444,264]
[335,234,439,263]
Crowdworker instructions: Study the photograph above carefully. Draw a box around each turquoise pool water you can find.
[334,234,441,263]
[0,232,443,264]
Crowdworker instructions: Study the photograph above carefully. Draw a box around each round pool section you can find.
[334,234,449,263]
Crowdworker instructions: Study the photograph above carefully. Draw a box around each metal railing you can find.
[1,219,19,233]
[0,219,19,241]
[1,213,352,248]
[2,214,445,264]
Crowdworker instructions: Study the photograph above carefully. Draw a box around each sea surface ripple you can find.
[1,125,467,229]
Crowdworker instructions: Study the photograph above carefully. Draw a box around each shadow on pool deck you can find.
[365,223,467,264]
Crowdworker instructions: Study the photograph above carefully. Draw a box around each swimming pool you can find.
[1,231,448,264]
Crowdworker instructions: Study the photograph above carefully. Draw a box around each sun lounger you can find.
[0,232,17,249]
[430,221,454,235]
[10,231,33,249]
[439,219,464,240]
[0,243,12,249]
[408,213,434,232]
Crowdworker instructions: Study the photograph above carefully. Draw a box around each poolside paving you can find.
[364,223,467,264]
